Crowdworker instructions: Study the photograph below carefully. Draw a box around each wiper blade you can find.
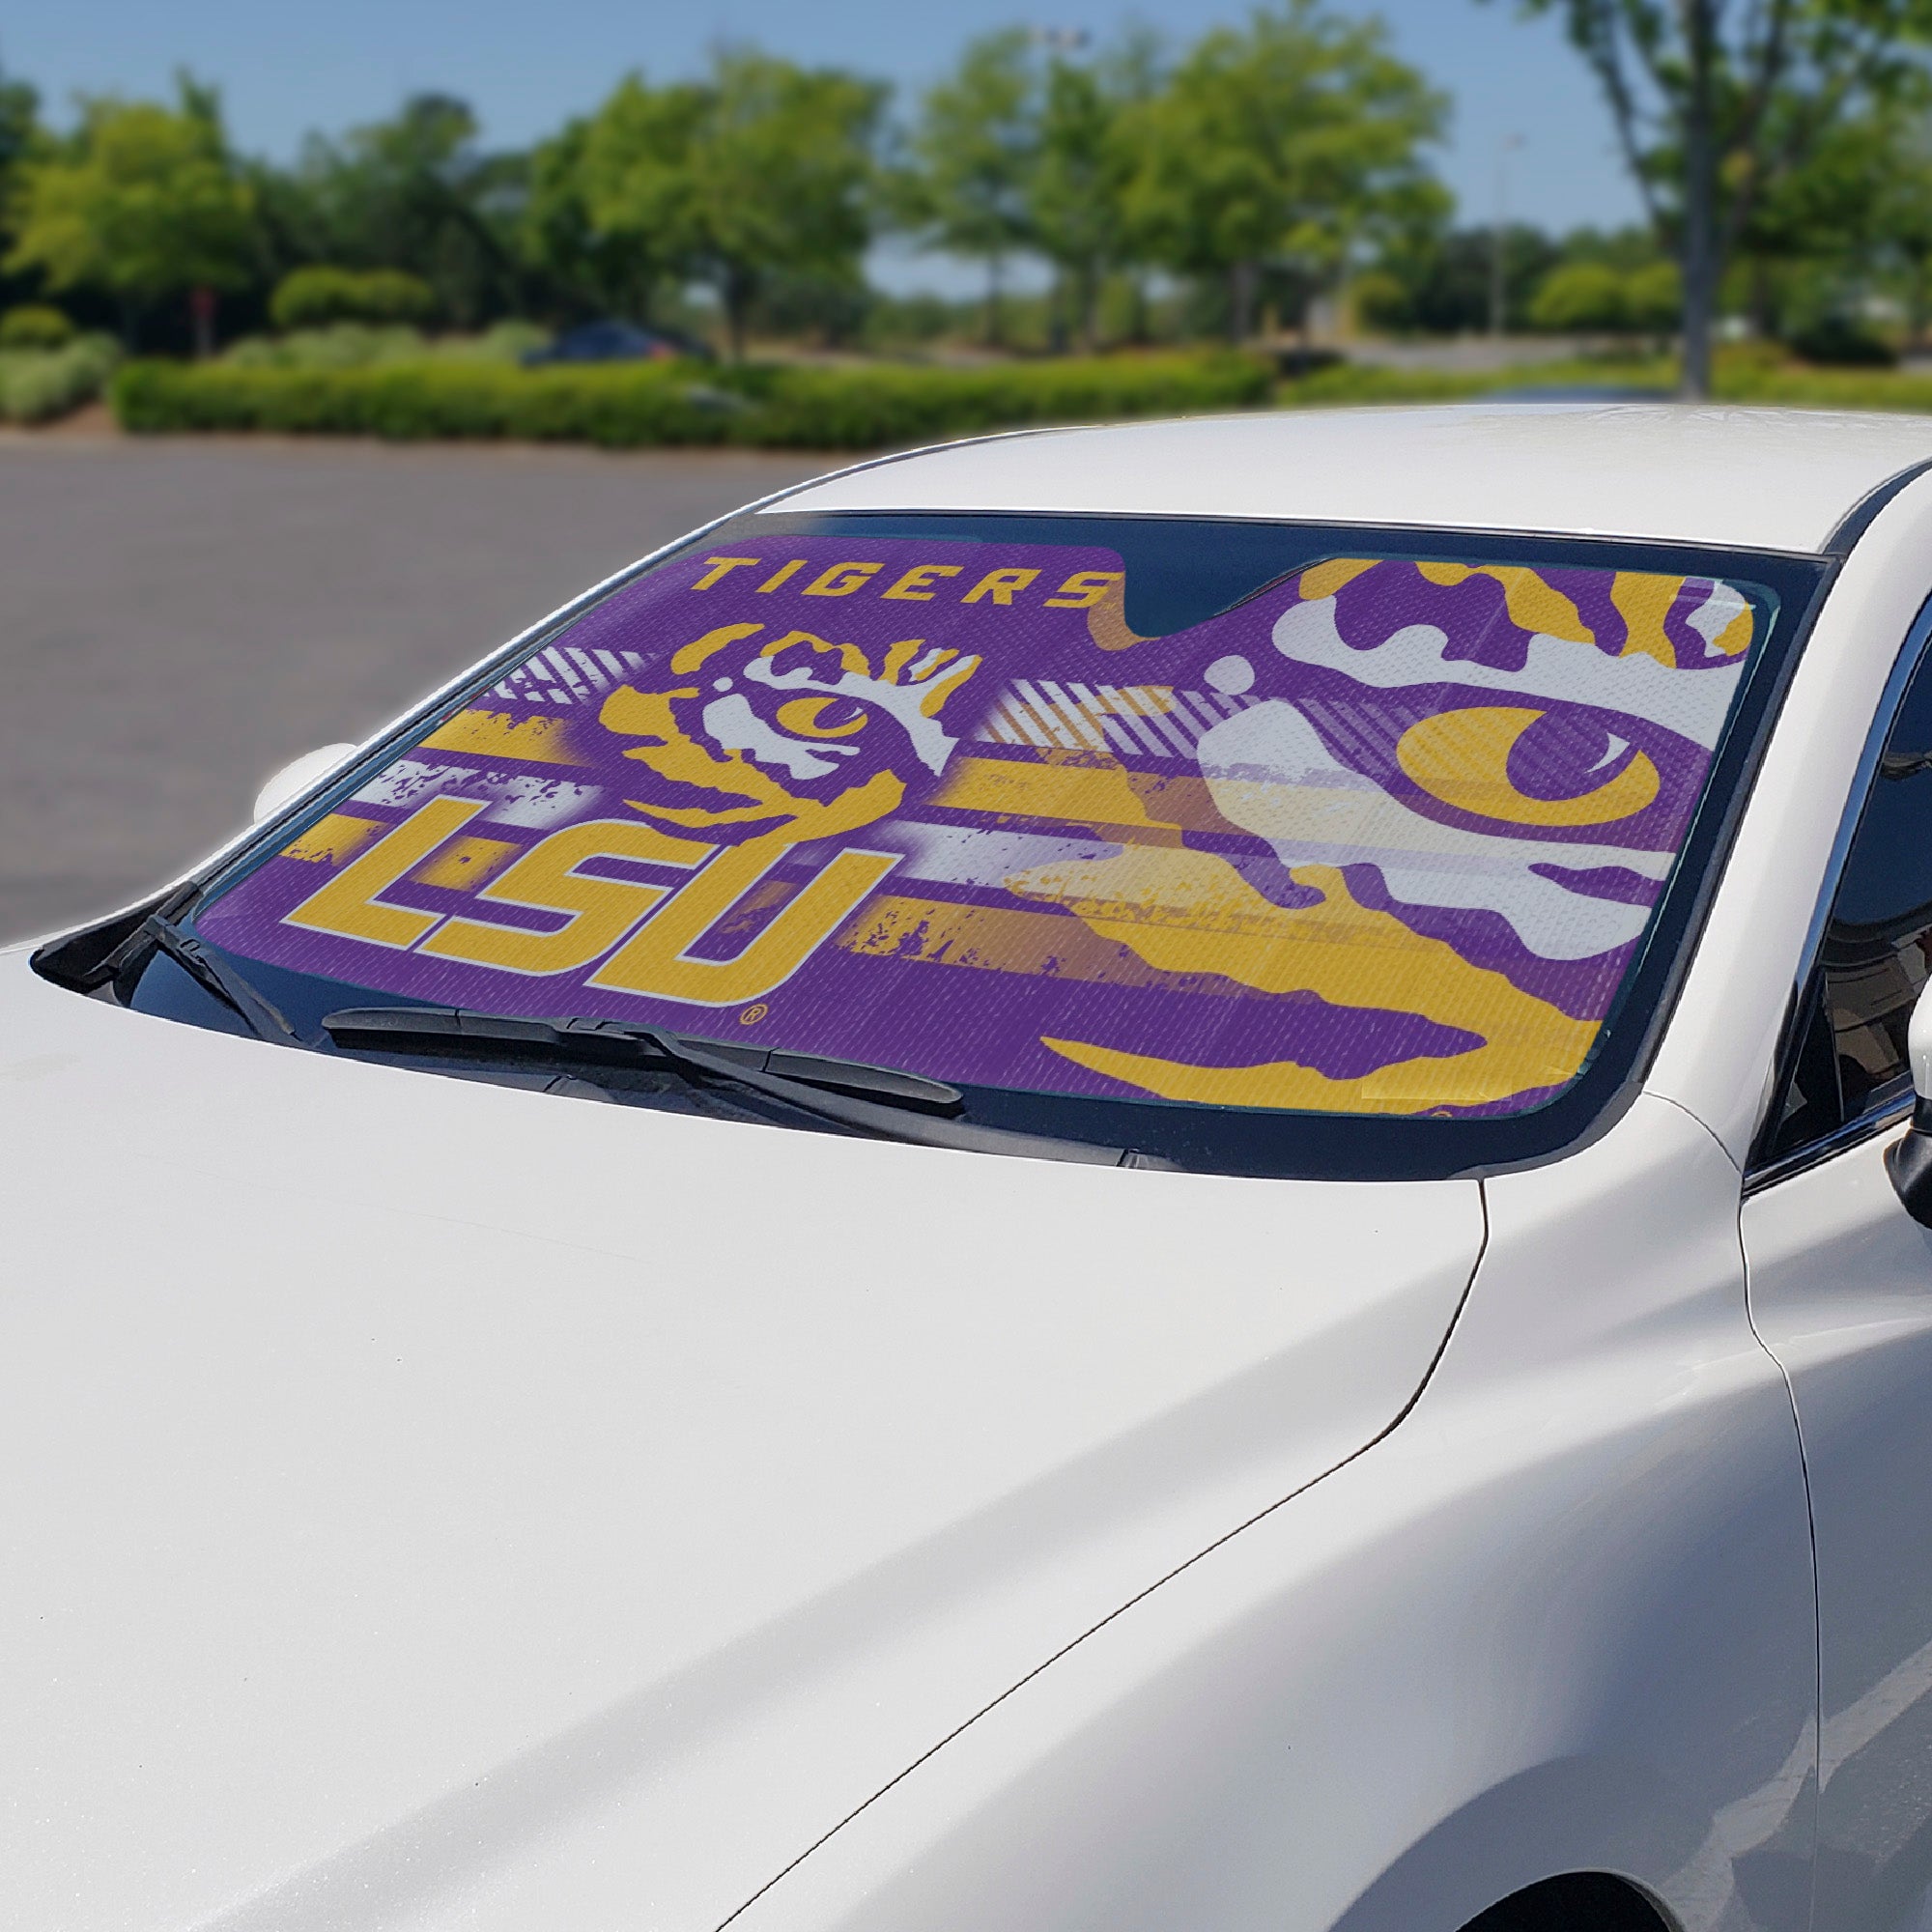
[324,1006,960,1105]
[322,1007,1171,1169]
[141,916,301,1044]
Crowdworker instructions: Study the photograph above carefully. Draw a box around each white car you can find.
[15,403,1932,1932]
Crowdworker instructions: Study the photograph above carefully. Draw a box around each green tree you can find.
[1723,99,1932,346]
[1122,1,1445,342]
[685,51,886,358]
[0,62,45,314]
[285,96,525,326]
[569,53,882,358]
[0,62,38,194]
[1501,0,1932,397]
[1366,221,1560,334]
[1868,116,1932,346]
[1722,108,1877,336]
[1026,32,1166,351]
[548,75,710,325]
[7,78,254,348]
[1030,56,1130,350]
[521,116,611,318]
[899,30,1037,346]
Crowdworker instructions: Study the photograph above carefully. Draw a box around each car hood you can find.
[0,950,1483,1932]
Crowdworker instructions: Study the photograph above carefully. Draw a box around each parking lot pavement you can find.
[0,435,825,943]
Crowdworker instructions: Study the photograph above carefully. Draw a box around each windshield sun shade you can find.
[189,519,1784,1144]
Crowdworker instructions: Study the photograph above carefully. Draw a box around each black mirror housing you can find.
[1889,1098,1932,1226]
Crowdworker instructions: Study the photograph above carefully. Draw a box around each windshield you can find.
[148,511,1819,1178]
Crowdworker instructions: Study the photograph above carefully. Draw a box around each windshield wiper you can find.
[139,915,302,1044]
[321,1006,1172,1169]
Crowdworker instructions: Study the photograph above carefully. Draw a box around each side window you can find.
[1763,648,1932,1163]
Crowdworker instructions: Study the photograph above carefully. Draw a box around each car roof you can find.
[771,402,1932,555]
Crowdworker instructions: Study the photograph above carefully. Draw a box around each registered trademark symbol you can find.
[739,1003,769,1026]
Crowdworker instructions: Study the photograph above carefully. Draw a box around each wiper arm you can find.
[322,1007,1171,1169]
[141,916,302,1044]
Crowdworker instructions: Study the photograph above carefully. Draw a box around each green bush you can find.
[0,303,75,350]
[224,323,427,370]
[1623,261,1683,333]
[0,333,120,423]
[269,267,437,332]
[1349,270,1413,334]
[431,319,553,363]
[1715,361,1932,409]
[1786,315,1899,368]
[111,350,1273,448]
[1528,263,1631,333]
[1523,261,1681,337]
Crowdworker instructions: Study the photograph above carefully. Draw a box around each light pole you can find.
[1491,133,1524,339]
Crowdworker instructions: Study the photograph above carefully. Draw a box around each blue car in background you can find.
[522,319,711,365]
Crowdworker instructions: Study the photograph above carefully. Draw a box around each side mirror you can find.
[1888,981,1932,1224]
[252,743,355,824]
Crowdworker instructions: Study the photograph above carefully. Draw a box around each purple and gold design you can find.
[197,537,1763,1119]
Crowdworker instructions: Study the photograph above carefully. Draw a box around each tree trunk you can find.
[1747,256,1775,341]
[1679,0,1719,400]
[984,254,1005,349]
[1229,260,1258,344]
[724,267,752,362]
[190,286,216,361]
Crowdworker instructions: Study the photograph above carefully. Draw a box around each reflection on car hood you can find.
[0,951,1483,1932]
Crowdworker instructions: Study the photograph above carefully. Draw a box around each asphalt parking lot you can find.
[0,435,824,943]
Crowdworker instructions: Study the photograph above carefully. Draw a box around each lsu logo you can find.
[282,622,983,1008]
[600,619,981,846]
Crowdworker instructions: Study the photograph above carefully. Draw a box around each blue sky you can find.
[7,1,1644,287]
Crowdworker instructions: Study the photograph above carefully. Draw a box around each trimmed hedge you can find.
[1276,362,1490,407]
[219,319,552,372]
[729,355,1272,446]
[1274,355,1683,409]
[1277,350,1932,413]
[114,360,749,443]
[1719,363,1932,412]
[110,350,1274,449]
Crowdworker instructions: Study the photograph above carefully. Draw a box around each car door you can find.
[1743,625,1932,1932]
